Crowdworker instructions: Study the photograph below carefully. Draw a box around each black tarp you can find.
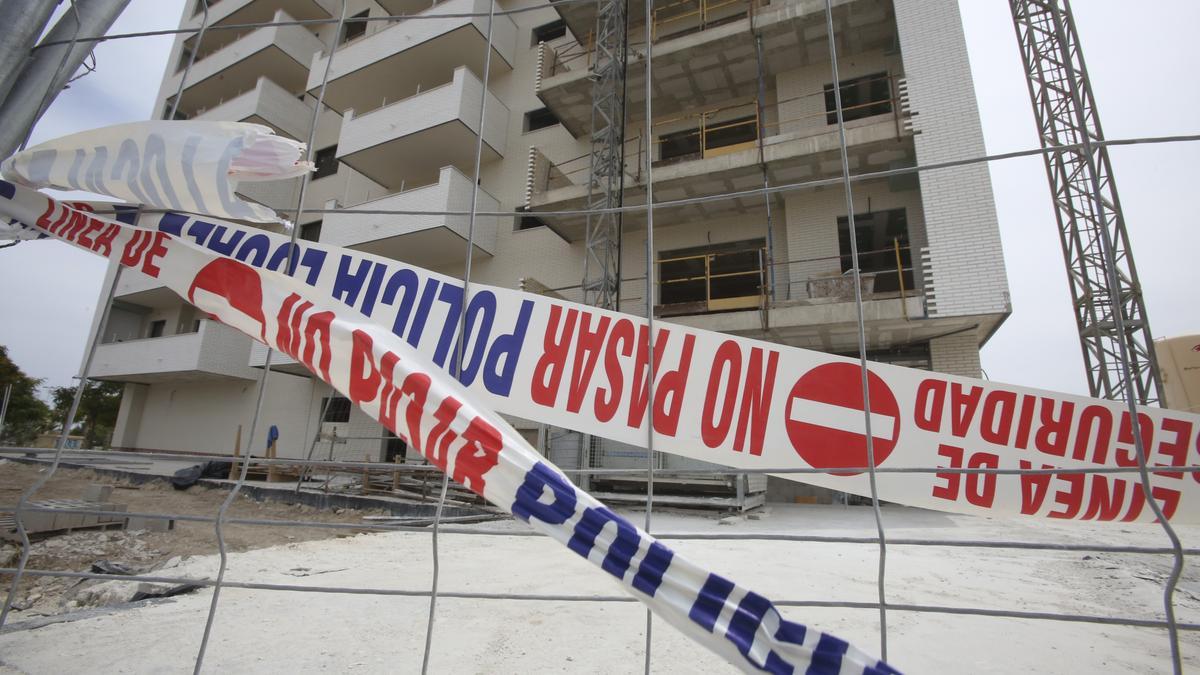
[169,461,229,489]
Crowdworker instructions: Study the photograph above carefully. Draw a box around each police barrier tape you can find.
[0,179,898,674]
[0,122,311,225]
[8,191,1200,525]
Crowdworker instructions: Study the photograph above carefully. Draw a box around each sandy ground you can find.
[0,491,1198,674]
[0,460,391,618]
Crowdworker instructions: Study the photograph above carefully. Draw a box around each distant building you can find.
[1156,335,1200,414]
[87,0,1009,503]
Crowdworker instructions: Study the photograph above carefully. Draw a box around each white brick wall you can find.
[892,0,1011,319]
[930,331,982,378]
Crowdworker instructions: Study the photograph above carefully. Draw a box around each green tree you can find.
[0,345,52,446]
[51,381,123,449]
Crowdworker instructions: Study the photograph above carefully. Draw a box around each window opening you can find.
[824,71,892,124]
[532,19,567,45]
[515,209,547,231]
[658,239,765,313]
[524,107,561,132]
[659,127,701,163]
[300,220,323,242]
[313,146,339,180]
[341,10,369,44]
[321,396,351,424]
[836,208,912,293]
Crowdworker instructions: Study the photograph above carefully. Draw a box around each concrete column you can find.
[111,382,148,449]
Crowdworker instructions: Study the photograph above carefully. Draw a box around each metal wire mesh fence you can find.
[0,0,1194,673]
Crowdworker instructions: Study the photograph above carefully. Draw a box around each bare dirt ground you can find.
[0,459,391,619]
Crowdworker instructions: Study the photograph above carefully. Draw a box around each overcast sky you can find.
[0,0,1196,400]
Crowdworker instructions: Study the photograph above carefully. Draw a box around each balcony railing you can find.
[544,0,760,77]
[307,0,516,113]
[657,247,767,316]
[91,320,257,382]
[321,165,499,262]
[188,76,314,140]
[518,240,920,321]
[542,73,906,187]
[337,66,509,189]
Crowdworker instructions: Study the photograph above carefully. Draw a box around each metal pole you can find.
[0,1,58,110]
[824,0,888,659]
[642,0,656,671]
[754,32,776,303]
[0,0,131,159]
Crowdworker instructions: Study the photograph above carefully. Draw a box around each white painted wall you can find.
[124,373,320,458]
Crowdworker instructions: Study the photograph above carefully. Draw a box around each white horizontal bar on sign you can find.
[787,397,898,443]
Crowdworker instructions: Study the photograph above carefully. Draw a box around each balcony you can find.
[525,110,912,239]
[306,0,516,116]
[182,0,332,33]
[91,320,259,384]
[322,165,498,266]
[336,66,509,190]
[113,266,174,300]
[190,76,315,140]
[166,10,324,117]
[656,247,942,353]
[539,0,894,135]
[235,175,302,213]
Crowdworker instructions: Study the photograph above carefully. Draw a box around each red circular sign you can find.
[784,362,900,476]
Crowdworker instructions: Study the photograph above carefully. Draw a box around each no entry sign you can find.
[785,363,900,476]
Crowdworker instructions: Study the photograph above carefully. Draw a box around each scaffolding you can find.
[1010,0,1163,406]
[580,0,629,310]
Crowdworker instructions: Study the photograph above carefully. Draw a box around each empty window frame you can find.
[704,114,757,154]
[148,320,166,338]
[835,208,913,293]
[532,19,567,45]
[313,146,339,180]
[524,107,561,132]
[823,71,892,124]
[341,10,369,44]
[321,396,352,424]
[300,220,323,242]
[515,209,547,231]
[659,127,701,163]
[658,239,765,311]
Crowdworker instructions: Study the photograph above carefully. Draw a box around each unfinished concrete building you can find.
[86,0,1009,505]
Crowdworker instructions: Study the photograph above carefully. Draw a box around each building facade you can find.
[90,0,1009,500]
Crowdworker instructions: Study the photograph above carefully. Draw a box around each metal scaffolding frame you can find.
[1010,0,1164,406]
[580,0,629,310]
